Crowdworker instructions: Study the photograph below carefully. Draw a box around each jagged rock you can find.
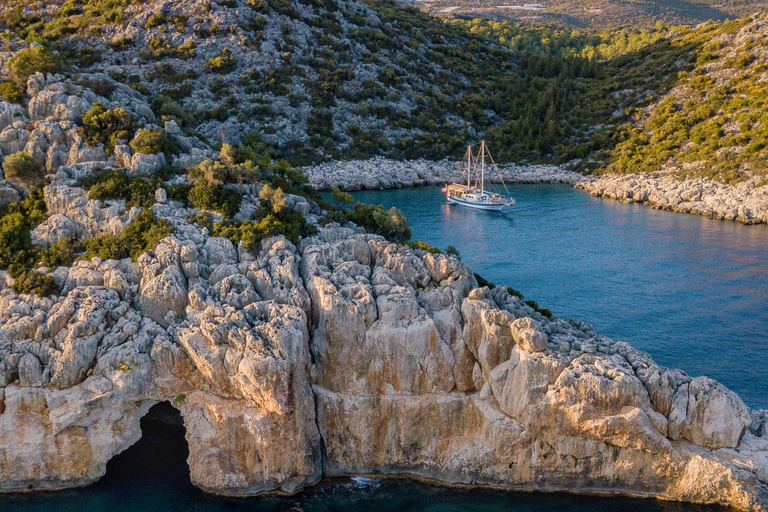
[578,173,768,225]
[304,158,585,191]
[0,186,20,208]
[0,208,765,511]
[31,213,77,247]
[510,317,548,352]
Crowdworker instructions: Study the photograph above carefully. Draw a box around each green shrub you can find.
[129,128,176,155]
[347,202,411,242]
[80,103,136,150]
[258,184,288,213]
[11,270,58,297]
[189,212,213,231]
[206,48,237,73]
[330,186,353,207]
[84,234,127,260]
[165,183,193,205]
[188,182,241,218]
[7,46,63,89]
[319,209,347,225]
[445,245,460,258]
[474,273,495,289]
[3,152,45,192]
[524,299,539,310]
[84,210,172,260]
[506,286,524,299]
[144,12,166,29]
[188,157,259,186]
[404,240,440,254]
[0,212,34,269]
[0,81,24,103]
[39,238,83,268]
[85,170,155,208]
[213,207,316,248]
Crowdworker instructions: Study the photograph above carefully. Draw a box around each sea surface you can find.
[5,184,765,512]
[347,184,768,409]
[3,403,727,512]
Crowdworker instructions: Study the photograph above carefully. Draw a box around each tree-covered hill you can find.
[419,0,768,30]
[2,0,768,183]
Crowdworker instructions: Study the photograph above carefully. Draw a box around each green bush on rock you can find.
[80,103,136,151]
[7,46,62,89]
[84,170,155,208]
[3,152,45,192]
[84,210,172,260]
[11,270,58,297]
[129,128,176,155]
[0,81,25,103]
[347,203,411,242]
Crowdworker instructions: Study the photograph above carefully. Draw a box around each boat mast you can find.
[467,145,472,188]
[480,141,485,194]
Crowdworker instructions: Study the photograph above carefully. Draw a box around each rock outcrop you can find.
[1,208,767,510]
[303,158,585,191]
[578,173,768,225]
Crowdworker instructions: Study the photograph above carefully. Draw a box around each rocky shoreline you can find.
[1,181,768,510]
[304,158,768,225]
[0,72,766,511]
[577,173,768,225]
[302,157,585,191]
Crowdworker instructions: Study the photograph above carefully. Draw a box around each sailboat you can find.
[444,141,514,211]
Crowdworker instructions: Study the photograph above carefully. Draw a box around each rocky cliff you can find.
[1,178,767,509]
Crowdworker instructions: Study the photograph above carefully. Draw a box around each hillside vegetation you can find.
[421,0,768,30]
[2,0,768,183]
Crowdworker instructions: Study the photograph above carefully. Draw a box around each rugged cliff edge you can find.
[1,183,767,509]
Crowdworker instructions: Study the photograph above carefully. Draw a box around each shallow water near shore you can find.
[346,184,768,409]
[3,406,728,512]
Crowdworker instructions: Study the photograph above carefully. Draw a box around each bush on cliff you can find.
[84,210,172,260]
[3,152,46,192]
[0,192,46,270]
[214,206,317,248]
[7,46,63,89]
[11,270,58,297]
[130,128,176,155]
[84,169,155,208]
[347,203,411,242]
[205,48,237,74]
[404,240,440,254]
[80,103,136,151]
[0,81,25,103]
[187,182,241,218]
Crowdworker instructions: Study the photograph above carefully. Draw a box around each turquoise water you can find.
[4,184,765,512]
[348,185,768,409]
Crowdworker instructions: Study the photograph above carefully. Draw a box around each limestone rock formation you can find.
[0,190,766,510]
[578,173,768,225]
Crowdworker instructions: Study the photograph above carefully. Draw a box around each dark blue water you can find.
[347,185,768,409]
[3,402,727,512]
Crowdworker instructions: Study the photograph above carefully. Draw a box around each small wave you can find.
[349,477,382,489]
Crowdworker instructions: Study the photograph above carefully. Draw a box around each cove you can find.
[345,184,768,409]
[2,401,728,512]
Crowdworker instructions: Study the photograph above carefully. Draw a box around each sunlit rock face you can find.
[0,221,766,511]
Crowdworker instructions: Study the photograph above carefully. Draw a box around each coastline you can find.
[304,158,768,225]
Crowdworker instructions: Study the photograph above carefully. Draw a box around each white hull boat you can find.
[444,141,514,211]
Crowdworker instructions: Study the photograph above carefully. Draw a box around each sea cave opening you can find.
[100,401,193,493]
